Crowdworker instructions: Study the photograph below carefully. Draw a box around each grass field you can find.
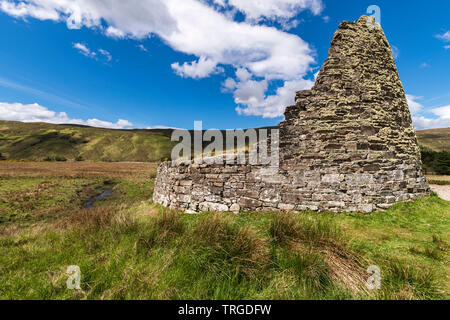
[0,162,448,300]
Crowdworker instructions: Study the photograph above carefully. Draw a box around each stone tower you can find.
[153,16,429,213]
[279,15,430,211]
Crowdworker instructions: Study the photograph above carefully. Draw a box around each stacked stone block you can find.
[153,16,430,214]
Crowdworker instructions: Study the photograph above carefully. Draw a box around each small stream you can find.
[85,189,113,209]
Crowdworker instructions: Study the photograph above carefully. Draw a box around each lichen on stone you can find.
[153,15,429,214]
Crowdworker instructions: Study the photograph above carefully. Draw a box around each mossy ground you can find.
[0,162,448,300]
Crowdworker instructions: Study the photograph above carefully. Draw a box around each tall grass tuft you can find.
[137,209,184,252]
[191,214,270,278]
[270,213,342,246]
[383,259,440,299]
[57,206,117,231]
[270,212,367,295]
[277,247,331,293]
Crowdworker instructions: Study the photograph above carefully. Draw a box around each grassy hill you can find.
[416,127,450,152]
[0,120,176,162]
[0,120,449,162]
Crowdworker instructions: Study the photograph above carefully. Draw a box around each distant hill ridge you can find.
[0,120,448,162]
[0,120,176,162]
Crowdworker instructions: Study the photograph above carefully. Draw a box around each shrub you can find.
[421,146,450,175]
[54,156,67,162]
[75,155,84,162]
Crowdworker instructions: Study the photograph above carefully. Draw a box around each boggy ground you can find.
[0,162,448,300]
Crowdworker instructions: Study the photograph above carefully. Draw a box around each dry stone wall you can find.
[153,16,430,214]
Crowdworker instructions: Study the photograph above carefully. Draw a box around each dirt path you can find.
[430,185,450,201]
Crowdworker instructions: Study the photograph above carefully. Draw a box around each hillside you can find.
[0,120,449,162]
[0,120,176,162]
[416,127,450,152]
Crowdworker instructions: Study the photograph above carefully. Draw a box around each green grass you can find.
[0,163,448,300]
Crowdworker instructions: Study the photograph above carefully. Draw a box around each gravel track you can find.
[430,185,450,201]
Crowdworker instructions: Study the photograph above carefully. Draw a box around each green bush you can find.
[54,156,67,162]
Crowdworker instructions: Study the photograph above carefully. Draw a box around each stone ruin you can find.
[153,16,430,214]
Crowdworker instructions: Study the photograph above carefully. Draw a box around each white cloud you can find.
[137,44,148,52]
[1,0,319,118]
[73,42,96,58]
[0,0,59,20]
[0,101,133,129]
[73,43,113,62]
[146,125,183,129]
[220,0,323,21]
[222,77,237,92]
[171,56,221,79]
[0,0,177,36]
[430,105,450,120]
[234,79,268,107]
[105,26,125,38]
[406,94,423,114]
[407,94,450,130]
[235,68,252,82]
[436,31,450,42]
[437,31,450,50]
[98,48,112,62]
[412,113,450,130]
[391,45,399,59]
[235,78,314,118]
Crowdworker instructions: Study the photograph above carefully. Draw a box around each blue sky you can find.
[0,0,449,130]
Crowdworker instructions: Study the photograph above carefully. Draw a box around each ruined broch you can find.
[153,16,430,214]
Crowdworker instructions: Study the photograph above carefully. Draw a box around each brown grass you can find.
[269,212,302,245]
[0,161,157,178]
[56,205,127,231]
[427,175,450,182]
[319,241,369,295]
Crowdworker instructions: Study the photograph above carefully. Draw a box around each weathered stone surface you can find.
[153,16,430,214]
